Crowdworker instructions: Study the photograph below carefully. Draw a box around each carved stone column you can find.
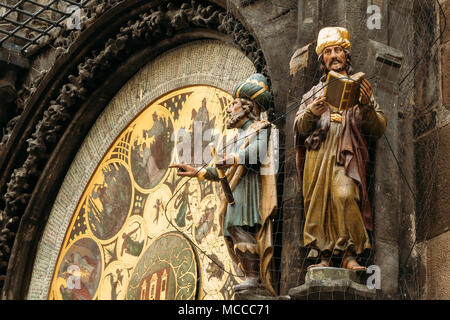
[365,40,404,300]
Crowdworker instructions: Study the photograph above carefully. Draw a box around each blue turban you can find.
[232,73,272,111]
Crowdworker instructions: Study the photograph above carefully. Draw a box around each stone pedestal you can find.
[234,285,291,300]
[288,267,378,300]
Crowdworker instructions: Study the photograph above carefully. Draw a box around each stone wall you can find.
[414,0,450,300]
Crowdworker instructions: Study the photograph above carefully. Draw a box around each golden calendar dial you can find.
[49,86,242,300]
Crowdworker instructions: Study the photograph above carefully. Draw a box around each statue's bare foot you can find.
[307,259,332,270]
[342,256,367,271]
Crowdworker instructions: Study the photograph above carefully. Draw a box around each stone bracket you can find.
[366,39,404,84]
[288,267,378,300]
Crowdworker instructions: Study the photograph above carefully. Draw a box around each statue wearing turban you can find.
[171,74,278,295]
[294,27,387,271]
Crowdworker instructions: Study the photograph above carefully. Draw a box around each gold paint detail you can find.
[196,168,208,181]
[330,113,342,123]
[235,82,246,98]
[236,79,268,99]
[250,87,267,100]
[231,153,239,167]
[245,78,269,91]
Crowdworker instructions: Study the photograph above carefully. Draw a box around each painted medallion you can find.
[126,232,197,300]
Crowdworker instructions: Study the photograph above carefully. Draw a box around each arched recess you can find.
[0,0,270,299]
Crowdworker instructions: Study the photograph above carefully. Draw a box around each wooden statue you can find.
[294,27,387,271]
[170,74,278,295]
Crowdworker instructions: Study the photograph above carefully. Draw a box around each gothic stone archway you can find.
[0,0,270,299]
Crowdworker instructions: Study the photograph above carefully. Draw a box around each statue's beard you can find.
[331,65,346,72]
[319,51,352,82]
[226,109,248,129]
[327,57,346,72]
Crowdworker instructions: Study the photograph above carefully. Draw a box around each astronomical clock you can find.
[27,40,257,300]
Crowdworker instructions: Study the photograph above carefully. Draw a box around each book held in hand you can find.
[323,70,365,110]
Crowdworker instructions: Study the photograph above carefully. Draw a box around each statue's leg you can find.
[228,226,260,291]
[331,166,370,271]
[331,166,370,253]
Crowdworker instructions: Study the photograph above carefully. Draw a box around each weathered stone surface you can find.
[435,124,450,234]
[441,41,450,108]
[305,267,362,282]
[0,48,30,70]
[234,285,291,300]
[440,0,450,45]
[374,239,399,299]
[289,44,310,76]
[415,124,450,241]
[0,48,30,142]
[414,133,438,241]
[366,0,388,44]
[367,40,404,299]
[288,267,378,300]
[365,40,404,84]
[425,230,450,299]
[413,109,437,138]
[296,0,320,43]
[279,42,319,294]
[414,51,440,113]
[235,0,298,124]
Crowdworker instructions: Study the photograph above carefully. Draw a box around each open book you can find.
[323,71,365,110]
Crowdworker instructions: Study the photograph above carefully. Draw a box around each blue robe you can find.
[203,119,269,237]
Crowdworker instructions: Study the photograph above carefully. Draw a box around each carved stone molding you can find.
[0,0,126,149]
[0,0,269,298]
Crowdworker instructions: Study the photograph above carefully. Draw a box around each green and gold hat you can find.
[232,73,272,111]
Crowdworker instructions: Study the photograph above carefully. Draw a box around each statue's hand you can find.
[216,155,235,170]
[360,79,373,105]
[309,96,328,116]
[169,163,198,177]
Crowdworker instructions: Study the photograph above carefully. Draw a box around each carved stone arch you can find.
[0,0,270,299]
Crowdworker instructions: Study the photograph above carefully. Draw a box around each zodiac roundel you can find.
[85,161,133,241]
[53,237,103,300]
[126,232,197,300]
[130,105,174,192]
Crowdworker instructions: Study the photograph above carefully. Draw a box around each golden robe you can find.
[294,82,387,256]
